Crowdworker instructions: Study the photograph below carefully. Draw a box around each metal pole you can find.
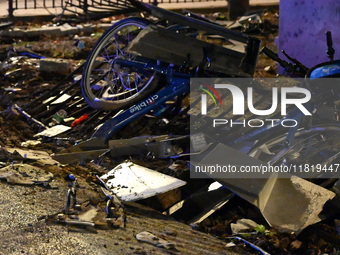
[84,0,88,14]
[8,0,14,18]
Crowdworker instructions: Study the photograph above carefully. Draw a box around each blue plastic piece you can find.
[67,174,76,181]
[310,61,340,79]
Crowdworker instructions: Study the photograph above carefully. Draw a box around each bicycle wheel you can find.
[81,17,159,111]
[248,125,340,168]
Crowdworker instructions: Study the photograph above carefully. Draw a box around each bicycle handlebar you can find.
[261,46,307,77]
[261,47,289,67]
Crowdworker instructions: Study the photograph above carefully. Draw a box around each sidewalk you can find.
[0,0,279,19]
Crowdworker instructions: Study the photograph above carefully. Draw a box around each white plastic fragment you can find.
[208,181,223,192]
[225,242,236,248]
[100,161,186,202]
[43,94,71,105]
[34,124,71,137]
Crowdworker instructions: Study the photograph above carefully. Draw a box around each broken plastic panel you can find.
[100,161,186,202]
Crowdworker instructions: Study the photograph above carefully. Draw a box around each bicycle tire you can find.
[81,17,159,111]
[248,124,340,167]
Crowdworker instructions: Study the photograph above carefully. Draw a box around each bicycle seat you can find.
[308,60,340,79]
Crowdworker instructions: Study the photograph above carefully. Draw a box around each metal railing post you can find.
[84,0,88,14]
[8,0,14,18]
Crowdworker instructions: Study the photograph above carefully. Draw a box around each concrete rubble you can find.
[5,147,60,165]
[198,143,337,233]
[39,58,73,75]
[0,164,53,186]
[230,218,259,234]
[136,231,176,250]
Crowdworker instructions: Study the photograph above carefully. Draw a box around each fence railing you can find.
[8,0,65,17]
[7,0,226,18]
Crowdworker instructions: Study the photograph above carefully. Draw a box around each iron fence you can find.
[7,0,226,18]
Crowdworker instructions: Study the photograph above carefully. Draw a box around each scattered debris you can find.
[34,124,72,137]
[225,242,236,248]
[198,143,336,233]
[264,65,272,71]
[126,25,252,77]
[108,135,169,157]
[290,240,302,250]
[11,104,48,129]
[0,164,53,186]
[52,137,110,165]
[21,140,41,147]
[135,231,176,250]
[71,113,89,127]
[165,181,233,224]
[100,161,186,202]
[43,94,72,105]
[39,58,73,75]
[109,135,189,158]
[5,147,59,165]
[227,236,271,255]
[230,218,259,234]
[64,219,96,227]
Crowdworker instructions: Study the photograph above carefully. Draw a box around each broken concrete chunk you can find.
[231,225,248,235]
[39,58,72,75]
[5,147,59,165]
[100,161,186,202]
[231,218,259,234]
[6,147,48,159]
[64,220,95,227]
[0,164,53,185]
[21,140,42,147]
[136,231,175,250]
[223,175,336,233]
[199,143,336,233]
[236,218,259,229]
[108,135,168,157]
[77,207,98,222]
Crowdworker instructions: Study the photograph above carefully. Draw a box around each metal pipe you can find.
[8,0,14,18]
